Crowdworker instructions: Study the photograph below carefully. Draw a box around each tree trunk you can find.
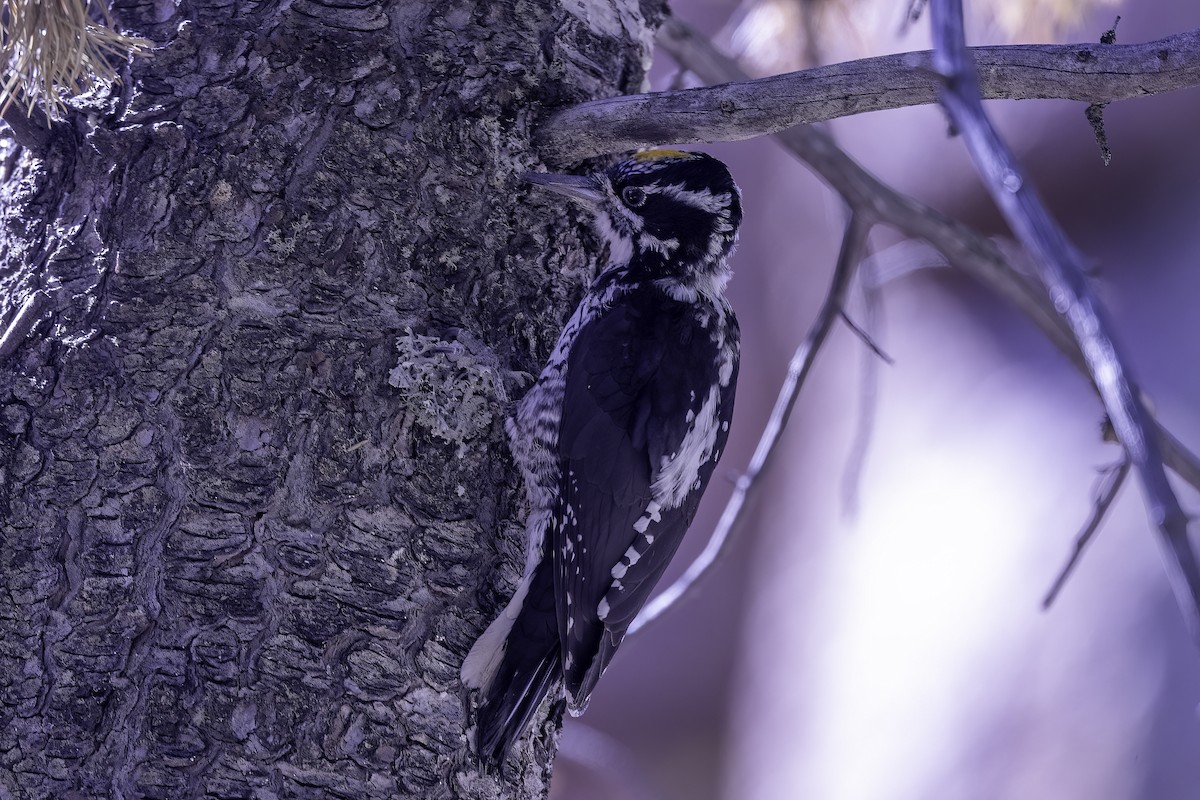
[0,0,660,796]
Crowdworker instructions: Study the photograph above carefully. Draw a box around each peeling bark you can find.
[0,0,662,797]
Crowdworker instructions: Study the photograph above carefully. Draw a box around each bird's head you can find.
[525,150,742,288]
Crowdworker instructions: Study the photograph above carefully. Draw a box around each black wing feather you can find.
[552,285,737,708]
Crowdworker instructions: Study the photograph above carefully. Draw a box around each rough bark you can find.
[0,0,660,797]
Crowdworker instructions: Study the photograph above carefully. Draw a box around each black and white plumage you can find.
[461,150,742,765]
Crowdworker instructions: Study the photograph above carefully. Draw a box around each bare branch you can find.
[538,26,1200,164]
[1042,459,1131,610]
[628,213,872,637]
[653,15,1200,510]
[655,17,1078,365]
[930,0,1200,642]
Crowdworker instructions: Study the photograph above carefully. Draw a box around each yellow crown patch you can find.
[632,148,696,162]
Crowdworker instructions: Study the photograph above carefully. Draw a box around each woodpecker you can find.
[461,149,741,765]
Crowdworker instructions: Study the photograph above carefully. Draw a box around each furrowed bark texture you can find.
[0,0,659,797]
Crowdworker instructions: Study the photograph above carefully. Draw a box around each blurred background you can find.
[548,0,1200,798]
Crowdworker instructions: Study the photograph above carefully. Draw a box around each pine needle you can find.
[1,0,151,121]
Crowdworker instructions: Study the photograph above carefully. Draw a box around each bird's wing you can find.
[551,285,738,709]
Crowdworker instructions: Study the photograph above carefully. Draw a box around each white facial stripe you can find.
[637,231,679,256]
[586,174,641,266]
[656,184,733,215]
[589,171,739,277]
[592,210,634,267]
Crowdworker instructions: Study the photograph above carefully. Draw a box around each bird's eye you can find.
[621,186,647,208]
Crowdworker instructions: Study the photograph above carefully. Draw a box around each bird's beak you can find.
[522,172,603,208]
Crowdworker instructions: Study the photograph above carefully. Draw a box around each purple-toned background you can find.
[549,2,1200,798]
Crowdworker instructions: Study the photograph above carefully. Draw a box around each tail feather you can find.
[475,635,560,765]
[468,559,562,765]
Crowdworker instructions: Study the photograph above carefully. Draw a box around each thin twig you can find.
[537,27,1200,164]
[903,0,930,31]
[1042,459,1131,610]
[628,213,872,636]
[930,0,1200,642]
[841,257,887,517]
[1085,17,1122,166]
[838,309,893,366]
[650,15,1200,513]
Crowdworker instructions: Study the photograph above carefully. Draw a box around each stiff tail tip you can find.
[470,636,561,767]
[463,559,561,765]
